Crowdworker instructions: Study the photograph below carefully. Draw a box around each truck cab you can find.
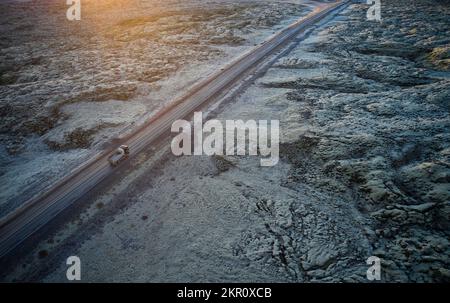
[108,145,130,166]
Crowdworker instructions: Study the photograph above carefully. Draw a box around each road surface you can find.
[0,0,348,259]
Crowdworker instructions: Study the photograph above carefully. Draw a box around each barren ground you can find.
[0,0,312,215]
[1,0,449,282]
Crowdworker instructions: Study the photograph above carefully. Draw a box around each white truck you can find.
[108,145,130,166]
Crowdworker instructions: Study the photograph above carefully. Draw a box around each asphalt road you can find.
[0,0,348,259]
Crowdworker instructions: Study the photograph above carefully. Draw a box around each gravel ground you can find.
[0,0,312,216]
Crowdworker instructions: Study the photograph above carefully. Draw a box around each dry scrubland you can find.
[0,0,310,214]
[263,0,450,281]
[3,0,448,282]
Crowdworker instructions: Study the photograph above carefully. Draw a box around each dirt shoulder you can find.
[0,0,311,216]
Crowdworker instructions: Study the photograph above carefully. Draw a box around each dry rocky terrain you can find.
[1,0,449,282]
